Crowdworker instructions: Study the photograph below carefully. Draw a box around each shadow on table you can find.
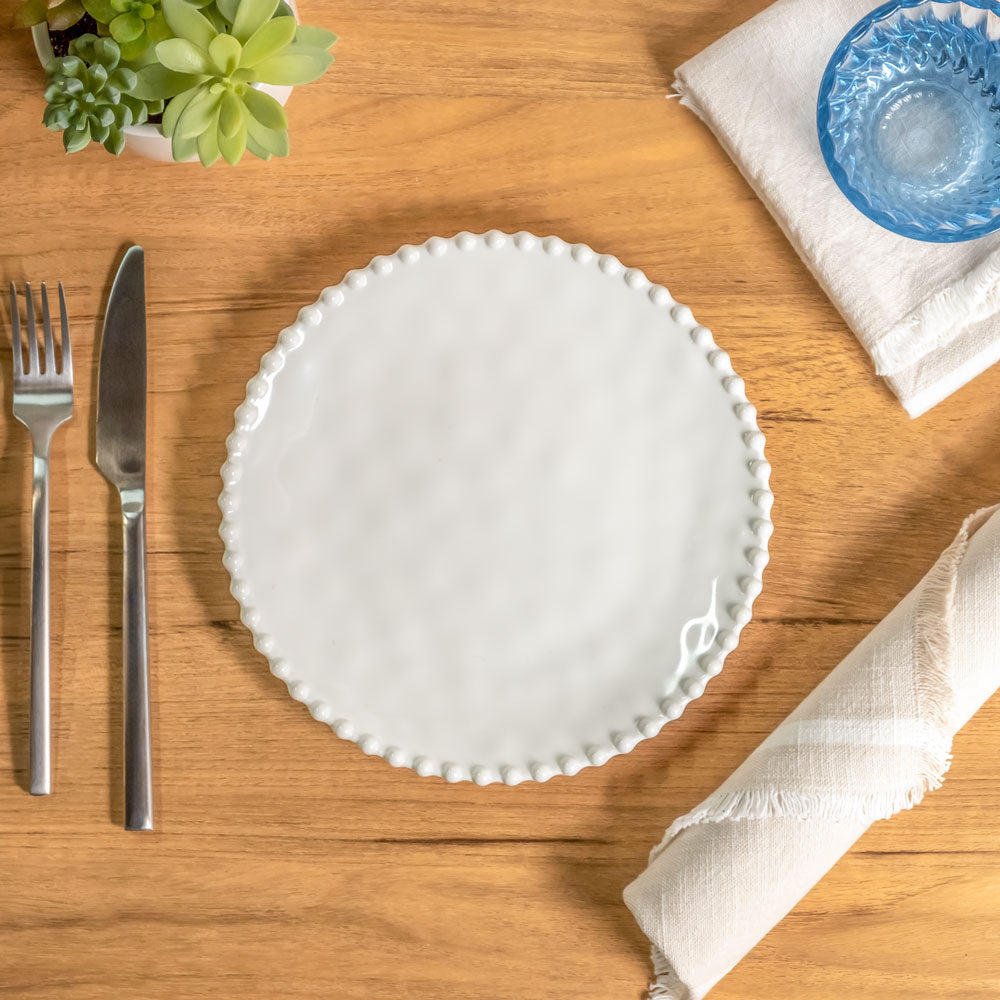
[575,405,1000,982]
[545,647,782,985]
[164,194,1000,987]
[0,287,29,791]
[167,203,668,989]
[171,200,594,699]
[92,247,132,825]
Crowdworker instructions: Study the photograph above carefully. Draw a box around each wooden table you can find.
[2,2,999,997]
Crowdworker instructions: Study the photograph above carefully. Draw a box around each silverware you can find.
[9,282,74,796]
[96,246,153,831]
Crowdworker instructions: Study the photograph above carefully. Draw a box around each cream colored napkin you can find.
[673,0,1000,416]
[624,504,1000,999]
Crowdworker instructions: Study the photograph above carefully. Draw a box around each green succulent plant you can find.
[13,0,85,30]
[43,35,164,154]
[82,0,170,60]
[131,0,335,166]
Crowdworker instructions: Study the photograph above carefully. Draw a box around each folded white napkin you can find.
[673,0,1000,416]
[623,504,1000,999]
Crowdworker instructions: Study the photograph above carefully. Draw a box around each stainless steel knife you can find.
[96,246,153,831]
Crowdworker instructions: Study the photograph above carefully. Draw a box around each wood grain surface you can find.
[1,2,999,997]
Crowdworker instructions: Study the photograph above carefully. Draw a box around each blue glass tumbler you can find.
[818,0,1000,242]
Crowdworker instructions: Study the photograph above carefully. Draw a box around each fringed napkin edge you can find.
[635,505,998,1000]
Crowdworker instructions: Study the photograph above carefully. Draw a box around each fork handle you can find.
[122,504,153,831]
[29,448,51,796]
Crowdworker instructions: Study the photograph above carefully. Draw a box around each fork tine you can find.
[9,283,23,378]
[41,282,56,374]
[58,283,71,378]
[24,282,39,376]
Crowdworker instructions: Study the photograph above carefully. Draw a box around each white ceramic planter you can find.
[31,2,296,162]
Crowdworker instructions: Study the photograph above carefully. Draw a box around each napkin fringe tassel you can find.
[871,251,1000,376]
[910,510,967,766]
[645,946,688,1000]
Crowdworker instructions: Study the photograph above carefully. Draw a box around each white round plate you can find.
[220,232,771,785]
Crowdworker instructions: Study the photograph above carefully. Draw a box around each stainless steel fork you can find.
[9,282,73,796]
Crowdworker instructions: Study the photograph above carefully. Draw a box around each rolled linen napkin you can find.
[673,0,1000,416]
[624,504,1000,1000]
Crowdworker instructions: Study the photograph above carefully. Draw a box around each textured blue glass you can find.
[818,0,1000,242]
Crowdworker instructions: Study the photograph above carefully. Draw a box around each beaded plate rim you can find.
[218,231,773,785]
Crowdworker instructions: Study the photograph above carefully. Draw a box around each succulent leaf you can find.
[241,85,284,129]
[212,0,238,23]
[116,65,139,89]
[217,118,247,164]
[171,129,198,161]
[160,85,198,134]
[131,63,203,100]
[249,49,332,85]
[43,104,70,128]
[156,37,215,73]
[208,32,241,74]
[244,133,272,160]
[175,85,221,137]
[13,0,48,25]
[48,0,86,27]
[161,0,216,48]
[230,0,276,43]
[202,3,225,30]
[244,110,287,155]
[95,36,122,62]
[105,127,126,155]
[63,120,91,152]
[82,0,115,19]
[238,14,294,67]
[197,113,222,165]
[146,8,170,39]
[121,93,155,124]
[111,11,144,42]
[218,91,243,136]
[15,0,85,29]
[293,24,337,50]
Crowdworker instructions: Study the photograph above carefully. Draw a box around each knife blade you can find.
[96,245,153,831]
[97,246,145,490]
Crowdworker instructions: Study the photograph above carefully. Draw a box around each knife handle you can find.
[122,503,153,831]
